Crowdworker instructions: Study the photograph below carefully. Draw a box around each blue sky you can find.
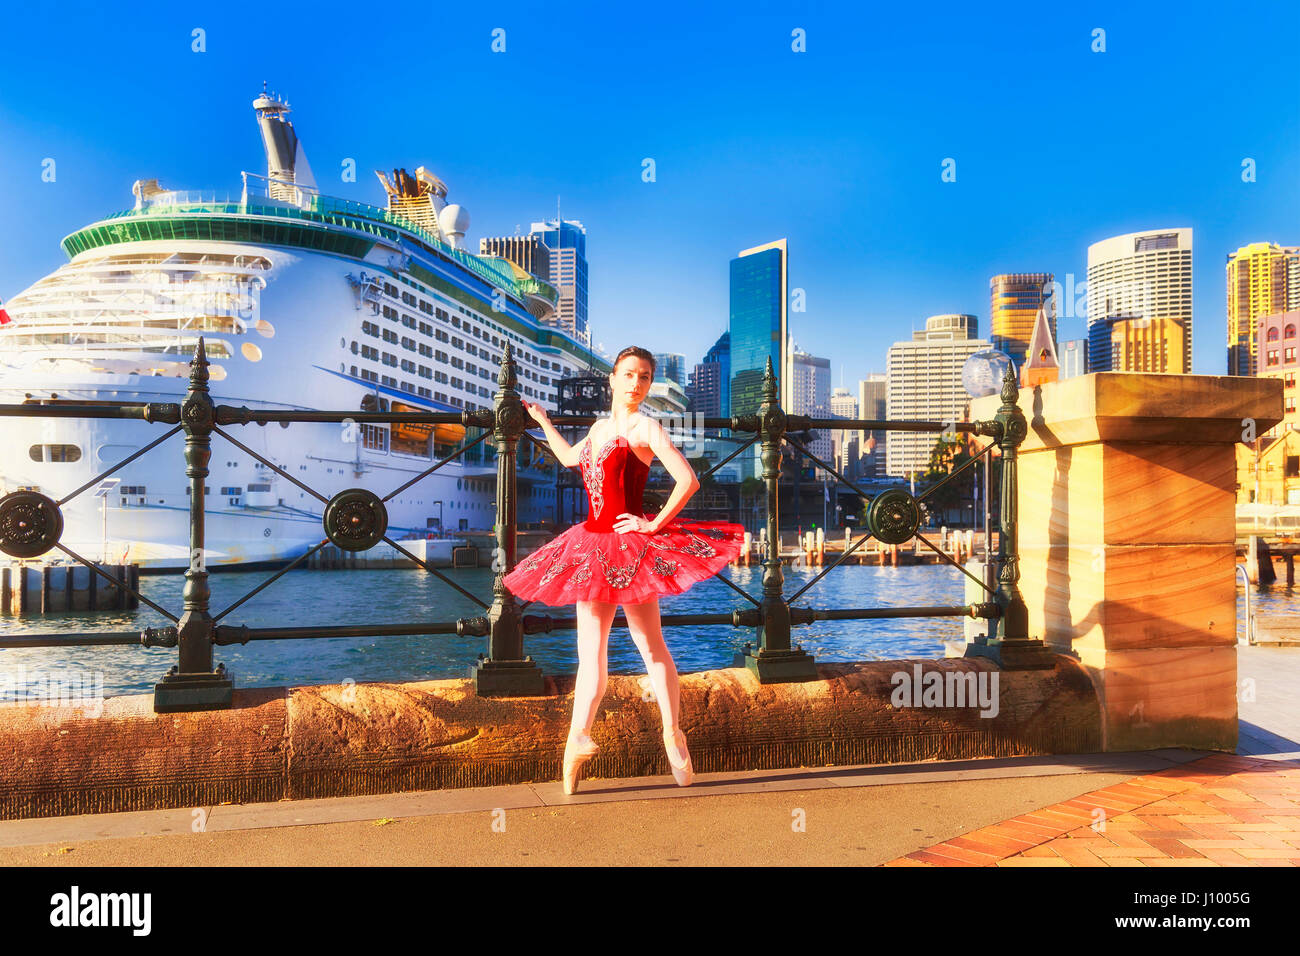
[1,0,1297,379]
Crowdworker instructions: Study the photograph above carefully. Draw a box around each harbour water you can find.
[1,564,1291,699]
[1,564,972,698]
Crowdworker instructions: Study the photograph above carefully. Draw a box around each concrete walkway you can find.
[0,644,1293,867]
[0,750,1203,866]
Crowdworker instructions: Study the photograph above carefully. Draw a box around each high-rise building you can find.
[828,386,857,418]
[1087,228,1193,373]
[1226,242,1300,376]
[791,346,832,469]
[686,361,720,416]
[704,330,729,415]
[990,273,1055,369]
[1087,316,1120,373]
[687,331,729,419]
[1110,317,1186,373]
[654,352,687,389]
[1060,339,1089,378]
[886,314,989,478]
[730,240,788,415]
[1257,309,1300,436]
[790,345,830,415]
[828,386,858,476]
[478,235,551,282]
[729,240,789,479]
[530,219,588,340]
[858,374,887,479]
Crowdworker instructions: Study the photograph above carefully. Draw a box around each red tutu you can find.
[504,516,747,606]
[503,434,747,606]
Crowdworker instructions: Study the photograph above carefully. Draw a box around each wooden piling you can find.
[1250,536,1276,586]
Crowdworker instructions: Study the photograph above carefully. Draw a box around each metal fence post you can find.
[154,338,234,710]
[472,343,545,696]
[984,363,1054,670]
[735,357,818,682]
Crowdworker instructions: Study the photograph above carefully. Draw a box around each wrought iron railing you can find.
[0,341,1051,712]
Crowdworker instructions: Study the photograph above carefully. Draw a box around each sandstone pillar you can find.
[973,372,1282,752]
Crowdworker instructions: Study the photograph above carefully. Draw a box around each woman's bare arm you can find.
[522,400,587,468]
[642,418,700,533]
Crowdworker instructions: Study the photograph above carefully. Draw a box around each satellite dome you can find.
[438,204,470,245]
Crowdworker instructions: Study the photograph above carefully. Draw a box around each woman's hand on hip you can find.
[614,513,655,534]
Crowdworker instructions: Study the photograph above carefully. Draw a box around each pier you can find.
[1,562,139,614]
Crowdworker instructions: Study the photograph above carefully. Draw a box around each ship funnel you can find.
[254,87,317,202]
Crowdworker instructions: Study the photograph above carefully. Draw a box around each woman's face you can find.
[611,356,654,406]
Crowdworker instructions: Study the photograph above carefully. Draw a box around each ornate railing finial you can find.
[999,358,1018,407]
[762,355,777,405]
[190,336,210,391]
[498,341,518,390]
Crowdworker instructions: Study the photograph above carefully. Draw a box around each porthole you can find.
[241,343,263,362]
[28,444,82,463]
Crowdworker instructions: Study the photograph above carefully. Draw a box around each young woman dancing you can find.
[502,346,747,794]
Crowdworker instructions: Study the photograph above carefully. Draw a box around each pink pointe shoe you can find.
[562,729,599,795]
[663,727,694,787]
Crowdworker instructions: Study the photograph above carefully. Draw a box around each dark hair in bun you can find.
[612,346,656,377]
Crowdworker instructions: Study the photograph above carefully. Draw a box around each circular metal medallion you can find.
[323,489,388,552]
[0,491,65,559]
[866,489,921,544]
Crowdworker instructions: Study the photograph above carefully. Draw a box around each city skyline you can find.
[0,1,1297,382]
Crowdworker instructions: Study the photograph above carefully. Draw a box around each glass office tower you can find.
[729,240,788,414]
[729,240,788,480]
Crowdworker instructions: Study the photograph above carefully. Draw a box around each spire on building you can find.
[1021,306,1060,387]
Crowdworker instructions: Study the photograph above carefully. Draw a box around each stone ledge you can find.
[0,658,1107,820]
[970,372,1283,449]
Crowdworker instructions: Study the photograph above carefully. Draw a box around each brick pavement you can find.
[886,753,1300,867]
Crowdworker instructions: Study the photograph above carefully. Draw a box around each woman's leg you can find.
[571,598,617,734]
[622,597,681,732]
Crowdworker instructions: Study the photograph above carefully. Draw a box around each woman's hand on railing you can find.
[522,400,551,427]
[522,400,582,466]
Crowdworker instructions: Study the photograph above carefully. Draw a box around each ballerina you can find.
[503,345,747,794]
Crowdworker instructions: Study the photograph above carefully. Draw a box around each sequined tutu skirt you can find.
[503,518,747,606]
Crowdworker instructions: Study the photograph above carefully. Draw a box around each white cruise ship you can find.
[0,90,597,569]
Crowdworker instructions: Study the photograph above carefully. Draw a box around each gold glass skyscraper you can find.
[990,273,1055,369]
[1225,242,1300,376]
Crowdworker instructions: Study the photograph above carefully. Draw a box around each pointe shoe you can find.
[562,729,599,795]
[663,727,694,787]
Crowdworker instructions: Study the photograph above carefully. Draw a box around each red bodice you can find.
[580,435,650,532]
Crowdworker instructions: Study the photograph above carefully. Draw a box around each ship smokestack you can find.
[253,86,316,201]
